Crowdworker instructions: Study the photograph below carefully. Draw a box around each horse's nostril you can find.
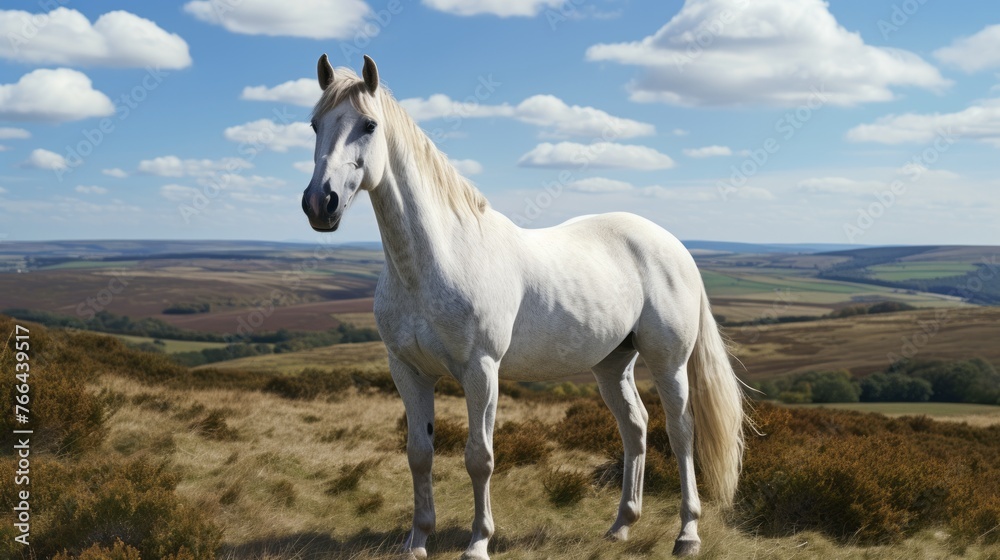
[326,192,339,214]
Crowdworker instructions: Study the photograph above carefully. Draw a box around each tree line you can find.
[754,358,1000,405]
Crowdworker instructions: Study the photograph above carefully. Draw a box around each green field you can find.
[112,334,230,353]
[699,269,969,316]
[788,402,1000,417]
[39,260,139,270]
[869,261,977,281]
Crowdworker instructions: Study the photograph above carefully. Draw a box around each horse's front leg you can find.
[459,355,500,560]
[390,356,437,560]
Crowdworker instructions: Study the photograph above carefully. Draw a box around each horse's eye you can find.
[365,120,377,134]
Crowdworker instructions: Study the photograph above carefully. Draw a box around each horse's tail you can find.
[687,287,745,508]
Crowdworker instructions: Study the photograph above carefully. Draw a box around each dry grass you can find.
[82,375,1000,560]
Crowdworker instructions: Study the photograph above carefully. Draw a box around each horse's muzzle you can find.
[302,185,341,232]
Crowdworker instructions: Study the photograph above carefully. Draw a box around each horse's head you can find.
[302,54,388,232]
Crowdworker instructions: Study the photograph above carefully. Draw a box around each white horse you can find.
[302,54,746,559]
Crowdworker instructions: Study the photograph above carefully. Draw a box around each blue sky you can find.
[0,0,998,245]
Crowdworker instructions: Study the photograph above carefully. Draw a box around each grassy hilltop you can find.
[3,317,1000,559]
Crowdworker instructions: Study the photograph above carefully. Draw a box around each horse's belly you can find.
[498,309,635,381]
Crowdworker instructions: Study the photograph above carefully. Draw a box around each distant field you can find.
[39,260,139,270]
[112,334,229,353]
[199,340,388,374]
[788,401,1000,417]
[700,268,968,323]
[0,246,384,332]
[869,261,977,281]
[725,306,1000,379]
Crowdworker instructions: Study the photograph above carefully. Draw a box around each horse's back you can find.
[500,212,703,378]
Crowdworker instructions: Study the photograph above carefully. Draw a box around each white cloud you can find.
[293,161,314,174]
[683,145,732,158]
[223,120,313,152]
[184,0,370,39]
[585,0,949,107]
[0,127,30,140]
[138,156,254,177]
[230,192,292,204]
[102,168,128,178]
[934,24,1000,73]
[672,128,689,136]
[895,163,960,181]
[731,186,775,200]
[75,185,108,195]
[639,185,718,201]
[797,177,884,194]
[195,174,286,190]
[22,149,67,170]
[518,142,676,170]
[422,0,565,17]
[0,146,8,152]
[0,8,191,68]
[0,187,7,194]
[512,95,654,138]
[0,68,114,122]
[846,98,1000,146]
[160,184,201,202]
[566,177,634,193]
[400,93,654,138]
[241,78,320,107]
[400,93,513,121]
[450,158,483,176]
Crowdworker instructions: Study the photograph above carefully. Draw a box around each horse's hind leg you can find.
[644,352,701,556]
[592,345,647,541]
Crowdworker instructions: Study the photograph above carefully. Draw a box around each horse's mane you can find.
[313,69,489,220]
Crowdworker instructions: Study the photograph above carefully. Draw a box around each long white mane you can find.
[313,68,489,221]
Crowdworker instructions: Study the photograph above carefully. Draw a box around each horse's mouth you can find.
[311,218,340,232]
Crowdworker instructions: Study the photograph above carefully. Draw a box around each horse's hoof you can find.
[672,538,701,556]
[459,549,489,560]
[604,526,630,541]
[399,547,427,560]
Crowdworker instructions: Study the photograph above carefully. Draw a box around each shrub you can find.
[162,303,211,315]
[53,539,142,560]
[0,455,220,559]
[219,483,241,506]
[262,368,353,400]
[735,402,1000,545]
[860,372,933,402]
[326,458,382,495]
[355,492,385,515]
[809,370,861,403]
[543,468,590,507]
[189,409,240,441]
[553,400,622,455]
[493,421,550,473]
[1,317,106,455]
[895,358,1000,405]
[268,480,297,507]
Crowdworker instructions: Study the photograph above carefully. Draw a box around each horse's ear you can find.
[317,54,334,91]
[362,55,379,95]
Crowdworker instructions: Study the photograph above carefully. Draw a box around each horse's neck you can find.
[369,162,474,289]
